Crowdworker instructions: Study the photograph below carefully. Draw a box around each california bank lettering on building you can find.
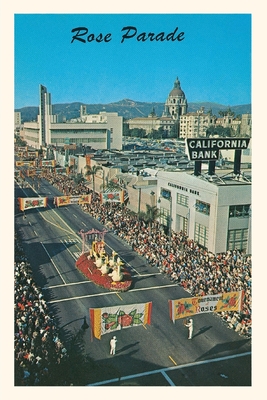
[187,138,250,160]
[168,182,200,196]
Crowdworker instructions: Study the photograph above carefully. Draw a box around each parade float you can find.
[75,229,132,292]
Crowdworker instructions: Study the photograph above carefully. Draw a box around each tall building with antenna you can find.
[39,84,54,146]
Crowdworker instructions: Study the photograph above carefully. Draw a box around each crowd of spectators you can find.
[42,170,252,338]
[43,171,91,196]
[14,231,70,386]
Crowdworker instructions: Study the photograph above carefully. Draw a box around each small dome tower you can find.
[163,77,188,120]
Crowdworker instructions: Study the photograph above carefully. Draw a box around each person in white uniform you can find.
[185,318,193,339]
[110,336,117,355]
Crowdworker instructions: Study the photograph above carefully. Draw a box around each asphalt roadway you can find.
[14,176,252,386]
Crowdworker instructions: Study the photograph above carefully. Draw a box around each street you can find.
[14,176,251,386]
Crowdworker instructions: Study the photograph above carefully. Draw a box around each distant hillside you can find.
[15,99,251,123]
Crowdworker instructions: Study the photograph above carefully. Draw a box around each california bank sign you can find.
[186,138,250,161]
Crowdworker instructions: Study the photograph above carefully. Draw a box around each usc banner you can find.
[18,197,48,211]
[169,291,244,322]
[90,302,152,340]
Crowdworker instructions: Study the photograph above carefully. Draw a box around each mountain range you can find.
[15,99,251,123]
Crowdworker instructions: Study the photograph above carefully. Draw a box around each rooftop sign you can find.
[186,138,250,161]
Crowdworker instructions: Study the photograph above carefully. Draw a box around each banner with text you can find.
[79,194,92,205]
[18,197,48,212]
[27,151,39,158]
[169,291,244,322]
[90,302,152,340]
[55,194,92,207]
[40,160,56,167]
[16,160,36,167]
[100,190,124,203]
[16,146,28,152]
[26,169,36,177]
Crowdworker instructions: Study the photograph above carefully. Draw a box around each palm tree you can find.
[84,165,103,193]
[105,180,122,191]
[139,204,159,234]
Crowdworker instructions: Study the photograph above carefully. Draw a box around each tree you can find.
[152,127,164,139]
[15,135,27,147]
[132,128,146,138]
[73,173,84,185]
[105,180,122,191]
[123,121,130,137]
[139,204,159,234]
[84,165,103,193]
[218,108,235,118]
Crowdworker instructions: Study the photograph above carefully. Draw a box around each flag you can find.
[85,155,91,166]
[90,302,152,340]
[18,197,48,211]
[169,291,244,322]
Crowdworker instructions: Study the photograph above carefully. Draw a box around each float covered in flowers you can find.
[75,241,132,292]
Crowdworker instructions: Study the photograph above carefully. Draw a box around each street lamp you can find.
[132,185,142,217]
[150,191,155,207]
[81,316,89,330]
[59,316,89,332]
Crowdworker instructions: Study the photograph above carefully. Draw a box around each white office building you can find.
[156,168,251,254]
[21,85,123,150]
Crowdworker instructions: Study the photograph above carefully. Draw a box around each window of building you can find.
[195,200,210,215]
[229,204,250,218]
[227,228,248,252]
[160,188,171,200]
[159,207,170,227]
[194,223,209,248]
[177,193,189,207]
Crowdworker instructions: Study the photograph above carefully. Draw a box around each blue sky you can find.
[14,13,251,109]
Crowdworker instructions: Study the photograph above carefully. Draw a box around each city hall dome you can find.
[169,77,185,97]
